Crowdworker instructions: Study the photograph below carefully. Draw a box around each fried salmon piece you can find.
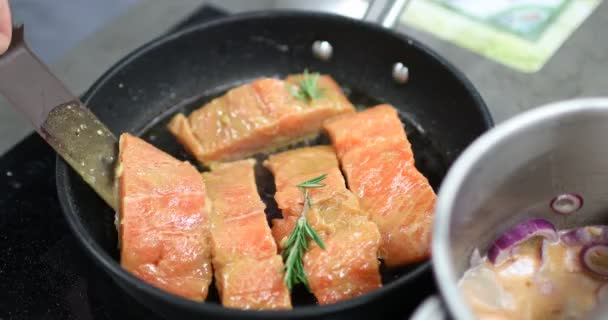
[215,256,291,310]
[304,220,382,304]
[265,146,381,304]
[118,133,212,301]
[203,159,291,310]
[324,104,437,267]
[168,74,355,165]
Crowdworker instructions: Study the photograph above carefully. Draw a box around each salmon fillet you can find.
[168,74,355,165]
[203,159,291,310]
[118,133,212,301]
[324,104,437,267]
[265,146,382,304]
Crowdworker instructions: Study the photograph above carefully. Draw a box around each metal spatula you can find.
[0,26,118,210]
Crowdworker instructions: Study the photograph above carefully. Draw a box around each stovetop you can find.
[0,6,226,320]
[0,6,434,320]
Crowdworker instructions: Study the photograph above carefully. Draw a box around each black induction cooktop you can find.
[0,6,226,320]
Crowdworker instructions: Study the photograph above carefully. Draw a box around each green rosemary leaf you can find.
[292,69,325,104]
[304,221,326,250]
[296,173,328,188]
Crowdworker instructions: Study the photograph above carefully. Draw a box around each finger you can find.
[0,0,12,54]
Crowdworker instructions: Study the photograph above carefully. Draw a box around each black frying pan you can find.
[55,11,492,320]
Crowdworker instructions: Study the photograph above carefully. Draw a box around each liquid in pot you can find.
[459,232,608,319]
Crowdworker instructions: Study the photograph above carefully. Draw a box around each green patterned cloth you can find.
[401,0,601,72]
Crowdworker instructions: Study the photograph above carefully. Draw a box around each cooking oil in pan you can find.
[139,87,446,189]
[136,85,446,306]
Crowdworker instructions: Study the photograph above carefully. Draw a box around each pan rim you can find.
[55,9,491,318]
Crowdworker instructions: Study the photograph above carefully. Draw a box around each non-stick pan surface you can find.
[56,11,492,320]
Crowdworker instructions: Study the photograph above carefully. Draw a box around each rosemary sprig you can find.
[282,174,327,291]
[292,69,324,104]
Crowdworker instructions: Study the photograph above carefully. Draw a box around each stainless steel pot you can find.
[412,98,608,320]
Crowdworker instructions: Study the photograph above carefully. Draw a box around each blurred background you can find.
[1,0,605,154]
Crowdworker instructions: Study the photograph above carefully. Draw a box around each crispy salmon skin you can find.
[118,133,212,301]
[324,105,437,266]
[265,146,382,304]
[203,159,291,310]
[168,74,355,165]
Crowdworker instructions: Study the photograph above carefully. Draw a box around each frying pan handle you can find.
[409,295,450,320]
[362,0,411,28]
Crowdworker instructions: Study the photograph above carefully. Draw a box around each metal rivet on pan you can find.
[550,193,583,214]
[312,40,333,61]
[392,62,409,84]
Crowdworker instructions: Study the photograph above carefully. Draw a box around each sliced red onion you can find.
[488,218,558,265]
[560,226,608,246]
[581,244,608,278]
[550,193,583,214]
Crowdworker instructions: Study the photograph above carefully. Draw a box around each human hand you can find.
[0,0,11,54]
